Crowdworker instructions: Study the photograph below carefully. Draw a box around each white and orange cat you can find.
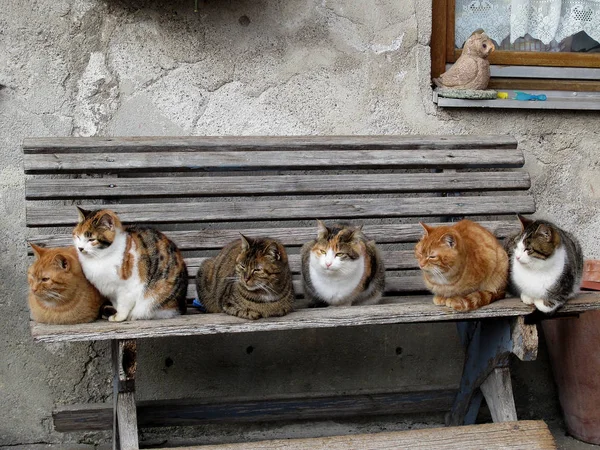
[73,207,188,321]
[28,244,105,324]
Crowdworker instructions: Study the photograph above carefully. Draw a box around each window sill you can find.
[433,89,600,110]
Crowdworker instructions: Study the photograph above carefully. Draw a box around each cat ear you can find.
[419,222,432,236]
[30,243,45,259]
[316,219,328,239]
[98,213,115,231]
[76,206,91,223]
[266,242,282,261]
[443,234,456,248]
[517,214,533,231]
[54,254,70,271]
[240,234,251,252]
[535,224,553,242]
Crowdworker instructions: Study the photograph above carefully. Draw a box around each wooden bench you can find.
[23,135,600,449]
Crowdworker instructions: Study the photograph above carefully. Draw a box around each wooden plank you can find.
[53,387,458,432]
[23,149,526,174]
[112,340,138,450]
[431,0,448,78]
[480,367,518,423]
[185,251,420,276]
[184,274,428,301]
[489,65,600,80]
[154,421,556,450]
[26,195,536,226]
[25,172,531,200]
[27,220,523,250]
[435,95,600,110]
[488,78,600,92]
[452,48,600,68]
[28,295,550,343]
[22,135,519,154]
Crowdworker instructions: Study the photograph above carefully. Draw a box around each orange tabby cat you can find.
[28,244,105,324]
[414,220,508,311]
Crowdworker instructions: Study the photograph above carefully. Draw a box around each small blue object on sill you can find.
[514,91,547,101]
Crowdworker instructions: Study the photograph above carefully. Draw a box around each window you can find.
[432,0,600,93]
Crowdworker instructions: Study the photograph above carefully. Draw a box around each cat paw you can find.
[234,309,263,320]
[108,313,128,322]
[446,297,472,311]
[520,294,535,305]
[534,299,560,314]
[433,295,446,306]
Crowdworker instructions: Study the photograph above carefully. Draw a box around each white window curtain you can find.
[455,0,600,48]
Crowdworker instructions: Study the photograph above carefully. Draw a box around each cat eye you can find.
[319,250,326,255]
[42,277,50,282]
[336,252,346,257]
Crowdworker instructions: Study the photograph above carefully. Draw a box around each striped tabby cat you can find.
[415,220,508,311]
[196,235,294,320]
[504,215,583,313]
[301,220,385,307]
[73,208,188,321]
[28,244,105,324]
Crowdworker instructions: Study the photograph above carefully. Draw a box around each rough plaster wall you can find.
[0,0,599,446]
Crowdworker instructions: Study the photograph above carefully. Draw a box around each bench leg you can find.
[481,367,518,422]
[447,317,537,426]
[112,339,139,450]
[447,320,513,426]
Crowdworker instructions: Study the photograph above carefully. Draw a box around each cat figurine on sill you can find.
[196,235,294,320]
[415,219,508,311]
[301,220,385,307]
[73,207,188,321]
[504,215,583,314]
[28,244,105,324]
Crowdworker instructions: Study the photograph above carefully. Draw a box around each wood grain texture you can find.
[53,387,458,431]
[155,421,556,450]
[22,135,519,154]
[27,220,523,250]
[25,171,531,200]
[480,368,518,423]
[27,295,549,343]
[26,195,536,227]
[23,149,526,174]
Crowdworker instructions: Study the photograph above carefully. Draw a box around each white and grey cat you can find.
[300,220,385,307]
[504,215,583,314]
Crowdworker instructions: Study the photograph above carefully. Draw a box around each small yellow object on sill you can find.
[497,92,509,99]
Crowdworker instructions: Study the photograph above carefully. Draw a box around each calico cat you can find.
[504,215,583,313]
[301,220,385,307]
[73,207,188,321]
[415,219,508,311]
[196,235,294,320]
[27,244,105,324]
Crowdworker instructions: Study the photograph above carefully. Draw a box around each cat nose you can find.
[516,254,521,261]
[326,261,332,268]
[78,247,84,253]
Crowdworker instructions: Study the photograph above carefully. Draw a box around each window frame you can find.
[431,0,600,91]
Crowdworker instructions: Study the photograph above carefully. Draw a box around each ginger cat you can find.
[28,244,105,324]
[414,220,508,311]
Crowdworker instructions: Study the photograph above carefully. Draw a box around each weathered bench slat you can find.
[22,135,519,154]
[23,149,526,174]
[162,421,555,450]
[25,172,531,200]
[185,250,421,276]
[30,296,537,343]
[26,220,522,250]
[26,195,536,227]
[184,274,427,301]
[30,293,600,343]
[53,387,458,431]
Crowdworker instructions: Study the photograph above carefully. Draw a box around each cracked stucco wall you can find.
[1,0,599,446]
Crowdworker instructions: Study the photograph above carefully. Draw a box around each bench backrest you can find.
[23,135,534,306]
